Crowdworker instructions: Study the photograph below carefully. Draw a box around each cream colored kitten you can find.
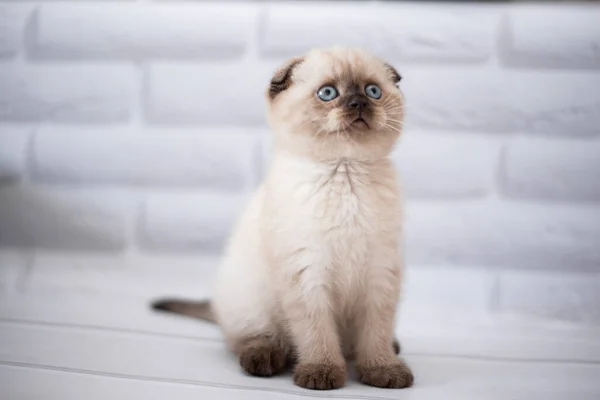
[152,47,413,390]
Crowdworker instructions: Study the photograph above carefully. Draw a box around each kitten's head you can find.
[266,47,404,161]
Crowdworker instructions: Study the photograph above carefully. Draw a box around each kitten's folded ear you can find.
[268,56,304,99]
[385,63,402,85]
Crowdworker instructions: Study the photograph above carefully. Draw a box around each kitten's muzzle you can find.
[345,94,370,112]
[344,94,372,128]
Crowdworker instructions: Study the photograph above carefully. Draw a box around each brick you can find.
[33,4,256,59]
[0,6,32,58]
[146,63,273,126]
[501,137,600,201]
[496,270,600,324]
[261,3,376,57]
[379,4,498,63]
[393,132,500,199]
[32,127,260,191]
[0,127,30,182]
[504,5,600,69]
[0,186,132,251]
[402,68,600,136]
[0,64,135,123]
[405,201,600,271]
[139,193,249,253]
[262,3,498,62]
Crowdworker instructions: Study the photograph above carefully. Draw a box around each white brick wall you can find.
[0,186,132,251]
[0,5,31,58]
[146,63,273,126]
[503,4,600,69]
[496,270,600,324]
[0,127,29,182]
[33,4,256,60]
[0,64,136,122]
[0,1,599,327]
[393,132,501,198]
[402,68,600,135]
[406,201,600,270]
[139,193,250,254]
[32,127,260,190]
[501,137,600,201]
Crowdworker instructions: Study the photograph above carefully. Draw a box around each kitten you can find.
[152,47,412,390]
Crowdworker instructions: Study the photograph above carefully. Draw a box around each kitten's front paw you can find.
[293,362,346,390]
[239,343,286,377]
[357,359,414,388]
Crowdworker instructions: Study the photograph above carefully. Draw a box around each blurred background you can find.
[0,0,600,397]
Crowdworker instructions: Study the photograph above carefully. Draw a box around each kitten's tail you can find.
[151,298,216,323]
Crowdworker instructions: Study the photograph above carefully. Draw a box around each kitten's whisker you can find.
[380,97,391,109]
[383,106,405,112]
[383,117,404,123]
[385,118,404,124]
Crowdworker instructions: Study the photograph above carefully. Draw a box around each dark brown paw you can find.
[294,363,346,390]
[357,360,414,388]
[239,341,286,377]
[393,338,401,355]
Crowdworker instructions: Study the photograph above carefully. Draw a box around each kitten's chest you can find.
[270,157,400,258]
[308,168,393,303]
[306,165,385,255]
[314,170,369,227]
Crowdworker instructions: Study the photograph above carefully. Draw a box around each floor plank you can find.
[0,365,369,400]
[1,322,599,400]
[4,363,600,400]
[2,292,600,363]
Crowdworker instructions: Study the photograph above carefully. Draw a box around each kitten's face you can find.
[267,48,404,161]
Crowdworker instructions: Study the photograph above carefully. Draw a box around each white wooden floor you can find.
[1,254,600,399]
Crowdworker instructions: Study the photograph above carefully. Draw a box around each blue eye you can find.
[317,85,338,101]
[365,84,382,99]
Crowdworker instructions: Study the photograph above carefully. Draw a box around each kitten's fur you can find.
[152,47,413,390]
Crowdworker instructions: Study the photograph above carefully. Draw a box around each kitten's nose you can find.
[347,95,369,111]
